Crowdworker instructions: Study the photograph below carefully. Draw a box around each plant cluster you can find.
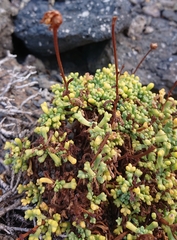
[3,10,177,240]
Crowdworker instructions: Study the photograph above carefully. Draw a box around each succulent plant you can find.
[4,10,177,240]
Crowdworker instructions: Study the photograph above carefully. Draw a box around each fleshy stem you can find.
[111,16,119,125]
[133,43,158,74]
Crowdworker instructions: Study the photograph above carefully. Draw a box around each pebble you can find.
[128,15,147,38]
[33,99,45,108]
[159,0,177,9]
[143,4,161,17]
[37,74,57,89]
[23,54,46,73]
[129,0,144,4]
[50,70,63,83]
[144,26,154,34]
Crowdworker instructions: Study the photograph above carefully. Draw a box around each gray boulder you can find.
[14,0,131,55]
[0,0,14,58]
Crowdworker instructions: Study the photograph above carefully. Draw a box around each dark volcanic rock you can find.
[8,0,177,95]
[14,0,131,55]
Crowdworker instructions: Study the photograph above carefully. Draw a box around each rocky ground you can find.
[11,0,177,91]
[0,0,177,239]
[1,0,177,89]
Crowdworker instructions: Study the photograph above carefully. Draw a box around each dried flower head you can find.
[133,42,158,74]
[41,10,63,30]
[150,43,158,50]
[41,10,67,88]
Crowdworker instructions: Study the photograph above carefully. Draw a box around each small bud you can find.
[80,221,86,228]
[67,155,77,164]
[63,178,77,190]
[40,202,49,211]
[146,221,158,230]
[38,177,53,184]
[48,219,58,233]
[41,101,49,115]
[146,82,154,91]
[90,202,99,211]
[126,221,137,233]
[14,138,22,149]
[48,152,61,166]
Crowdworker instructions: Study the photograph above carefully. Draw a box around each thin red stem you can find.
[111,16,119,125]
[133,49,151,75]
[91,133,110,165]
[133,43,158,75]
[162,80,177,112]
[53,28,67,87]
[167,80,177,99]
[112,16,119,98]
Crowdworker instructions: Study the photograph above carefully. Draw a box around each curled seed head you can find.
[41,10,63,30]
[150,43,158,50]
